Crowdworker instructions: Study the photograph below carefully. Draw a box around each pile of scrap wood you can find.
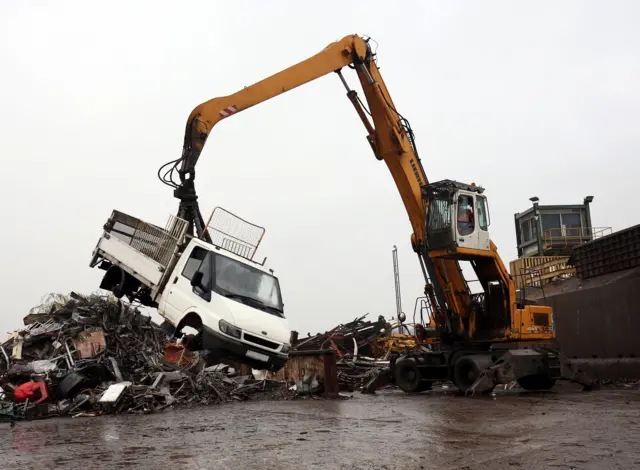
[0,292,294,422]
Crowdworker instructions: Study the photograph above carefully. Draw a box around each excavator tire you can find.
[394,357,432,393]
[517,373,557,391]
[452,355,495,395]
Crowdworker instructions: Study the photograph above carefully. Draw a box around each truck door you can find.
[161,245,212,325]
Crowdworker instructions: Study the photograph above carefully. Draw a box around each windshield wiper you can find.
[222,292,284,316]
[261,305,285,317]
[223,293,259,304]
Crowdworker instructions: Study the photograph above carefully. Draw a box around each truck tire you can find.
[452,355,495,394]
[517,373,556,391]
[112,285,124,299]
[100,265,126,298]
[394,357,432,393]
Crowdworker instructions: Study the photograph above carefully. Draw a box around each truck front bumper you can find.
[201,325,288,372]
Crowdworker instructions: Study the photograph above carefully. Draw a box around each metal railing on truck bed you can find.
[203,206,266,261]
[103,210,189,267]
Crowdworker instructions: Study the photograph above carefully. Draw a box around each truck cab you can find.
[90,208,291,372]
[160,237,291,371]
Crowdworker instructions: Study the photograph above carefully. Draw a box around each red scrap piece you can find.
[328,338,344,358]
[14,381,49,404]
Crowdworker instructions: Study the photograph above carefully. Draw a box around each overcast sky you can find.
[1,0,638,337]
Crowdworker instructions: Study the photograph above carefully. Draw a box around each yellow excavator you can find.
[158,34,561,394]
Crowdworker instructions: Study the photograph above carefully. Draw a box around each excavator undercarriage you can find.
[391,345,563,394]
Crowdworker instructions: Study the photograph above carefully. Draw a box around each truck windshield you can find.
[212,253,284,317]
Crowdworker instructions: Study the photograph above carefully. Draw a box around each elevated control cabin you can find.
[424,180,491,255]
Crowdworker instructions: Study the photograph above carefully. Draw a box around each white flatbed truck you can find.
[89,208,291,371]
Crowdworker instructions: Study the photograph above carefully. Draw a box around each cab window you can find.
[182,246,208,280]
[457,195,475,236]
[477,195,489,231]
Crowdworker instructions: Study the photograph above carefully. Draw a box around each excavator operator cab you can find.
[423,180,491,253]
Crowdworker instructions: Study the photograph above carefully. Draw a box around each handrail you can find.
[542,226,612,249]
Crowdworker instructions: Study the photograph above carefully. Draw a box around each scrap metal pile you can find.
[0,292,293,422]
[293,314,426,392]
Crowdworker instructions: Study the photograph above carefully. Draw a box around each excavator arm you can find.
[160,34,476,334]
[159,35,367,240]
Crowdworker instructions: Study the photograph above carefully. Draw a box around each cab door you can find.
[160,244,213,325]
[454,191,480,250]
[475,194,491,250]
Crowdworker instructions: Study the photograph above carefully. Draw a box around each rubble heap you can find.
[294,314,391,357]
[293,314,426,392]
[0,292,294,421]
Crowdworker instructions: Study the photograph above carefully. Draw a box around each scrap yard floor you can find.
[2,383,639,470]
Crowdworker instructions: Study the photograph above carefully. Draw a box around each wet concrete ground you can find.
[1,383,639,470]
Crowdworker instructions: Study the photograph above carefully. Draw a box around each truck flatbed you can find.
[90,210,189,302]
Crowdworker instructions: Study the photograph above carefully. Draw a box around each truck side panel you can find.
[94,236,165,290]
[90,210,190,300]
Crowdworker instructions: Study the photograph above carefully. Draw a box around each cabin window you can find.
[457,195,475,236]
[182,246,208,280]
[427,192,452,231]
[477,195,489,231]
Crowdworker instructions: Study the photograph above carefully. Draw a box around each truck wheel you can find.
[100,265,126,298]
[394,357,431,393]
[112,285,124,299]
[517,374,556,391]
[453,355,495,394]
[182,331,203,351]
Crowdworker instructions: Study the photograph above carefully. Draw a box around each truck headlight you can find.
[219,319,241,339]
[281,343,291,354]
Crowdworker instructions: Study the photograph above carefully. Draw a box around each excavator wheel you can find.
[452,355,495,395]
[394,357,432,393]
[517,374,557,391]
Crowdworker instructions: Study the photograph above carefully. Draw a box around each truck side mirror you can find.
[190,271,204,289]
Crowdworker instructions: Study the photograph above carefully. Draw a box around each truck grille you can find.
[244,333,279,350]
